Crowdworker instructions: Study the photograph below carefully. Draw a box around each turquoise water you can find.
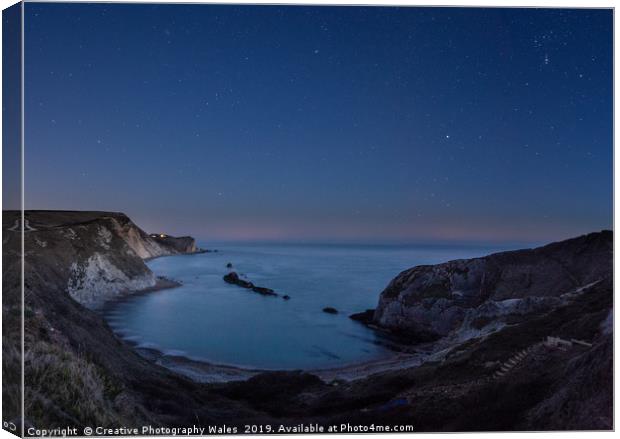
[104,243,506,370]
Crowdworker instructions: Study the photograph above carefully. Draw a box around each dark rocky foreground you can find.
[2,211,613,433]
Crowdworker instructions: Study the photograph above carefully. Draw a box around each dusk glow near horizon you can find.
[17,4,612,244]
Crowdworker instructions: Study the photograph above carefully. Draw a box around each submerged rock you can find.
[223,272,278,297]
[252,286,278,297]
[323,307,338,314]
[282,295,291,300]
[349,309,375,324]
[226,262,233,268]
[223,271,254,288]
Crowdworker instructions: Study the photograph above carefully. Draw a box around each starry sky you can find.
[21,4,612,244]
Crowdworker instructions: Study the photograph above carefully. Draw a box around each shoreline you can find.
[130,340,428,384]
[105,294,428,384]
[97,275,183,315]
[99,251,430,384]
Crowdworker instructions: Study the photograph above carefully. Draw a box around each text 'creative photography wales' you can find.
[1,1,614,436]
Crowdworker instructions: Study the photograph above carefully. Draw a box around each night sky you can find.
[22,4,612,244]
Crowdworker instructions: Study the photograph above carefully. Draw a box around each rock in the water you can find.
[223,272,239,283]
[323,307,338,314]
[349,309,375,324]
[223,272,254,289]
[224,272,279,297]
[282,295,290,300]
[252,286,278,297]
[226,262,233,268]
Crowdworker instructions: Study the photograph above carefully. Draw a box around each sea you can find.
[103,242,514,370]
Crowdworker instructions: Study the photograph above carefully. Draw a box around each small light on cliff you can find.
[160,234,166,238]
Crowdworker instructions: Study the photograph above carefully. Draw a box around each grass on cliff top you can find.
[24,339,125,428]
[14,307,130,429]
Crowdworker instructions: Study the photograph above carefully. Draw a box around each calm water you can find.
[104,243,508,370]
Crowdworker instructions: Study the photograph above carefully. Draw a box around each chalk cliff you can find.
[14,211,199,308]
[149,234,197,254]
[373,231,612,342]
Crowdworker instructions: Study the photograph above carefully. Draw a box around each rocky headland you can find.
[148,233,198,255]
[2,211,613,432]
[371,231,612,344]
[10,211,202,309]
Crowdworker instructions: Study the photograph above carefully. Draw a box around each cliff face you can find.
[149,234,197,254]
[374,231,612,341]
[15,211,198,309]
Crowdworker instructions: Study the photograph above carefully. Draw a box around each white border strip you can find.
[20,0,25,436]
